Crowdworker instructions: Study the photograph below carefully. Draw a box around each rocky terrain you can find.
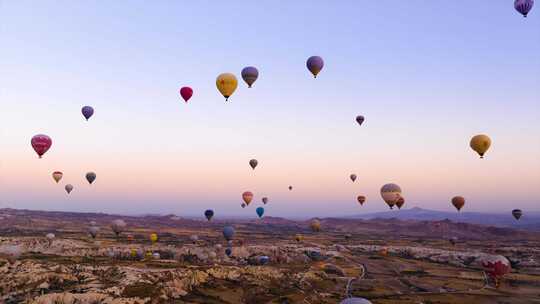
[1,208,539,303]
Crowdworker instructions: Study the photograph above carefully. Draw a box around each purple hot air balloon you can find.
[306,56,324,78]
[81,106,94,121]
[241,66,259,88]
[515,0,534,17]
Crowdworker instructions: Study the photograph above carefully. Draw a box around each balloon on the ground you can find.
[451,196,465,211]
[350,174,357,182]
[470,134,491,158]
[256,207,264,218]
[86,172,96,184]
[204,209,214,221]
[357,195,366,205]
[512,209,522,220]
[306,56,324,78]
[310,219,321,232]
[179,86,193,102]
[356,115,365,126]
[89,226,100,239]
[515,0,534,17]
[249,159,258,170]
[241,66,259,88]
[262,197,268,204]
[65,184,73,194]
[31,134,52,158]
[480,255,511,288]
[81,106,94,121]
[223,226,235,241]
[242,191,254,205]
[216,73,238,101]
[52,171,63,183]
[380,183,402,209]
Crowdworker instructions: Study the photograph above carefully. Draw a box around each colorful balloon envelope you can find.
[357,195,366,205]
[223,226,235,241]
[256,207,264,218]
[204,209,214,221]
[179,86,193,102]
[295,234,304,242]
[262,197,268,204]
[150,233,158,243]
[350,174,357,182]
[395,196,405,209]
[515,0,534,17]
[86,172,96,184]
[241,66,259,88]
[512,209,522,220]
[81,106,94,121]
[111,219,126,236]
[225,247,232,257]
[306,56,324,78]
[242,191,254,205]
[470,134,491,158]
[31,134,52,158]
[480,255,511,288]
[249,159,258,170]
[356,115,365,126]
[216,73,238,101]
[52,171,63,183]
[451,196,465,211]
[380,183,402,209]
[65,184,74,194]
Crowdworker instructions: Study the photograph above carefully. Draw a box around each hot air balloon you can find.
[380,183,401,209]
[295,234,304,242]
[357,195,366,205]
[306,56,324,78]
[89,226,100,239]
[396,196,405,209]
[262,197,268,204]
[179,86,193,102]
[89,221,97,226]
[65,184,73,194]
[241,203,246,208]
[152,252,160,260]
[288,185,293,191]
[515,0,534,17]
[355,115,365,126]
[512,209,522,220]
[52,171,63,183]
[249,159,258,170]
[46,233,55,245]
[81,106,94,121]
[449,236,458,246]
[216,73,238,101]
[86,172,96,184]
[111,219,126,237]
[340,298,372,304]
[31,134,52,158]
[190,234,199,243]
[127,234,134,242]
[242,191,253,205]
[470,134,491,158]
[481,255,511,288]
[225,247,232,257]
[204,209,214,221]
[241,66,259,88]
[310,219,321,232]
[256,207,264,218]
[350,174,357,182]
[223,226,235,241]
[451,196,465,212]
[150,233,158,244]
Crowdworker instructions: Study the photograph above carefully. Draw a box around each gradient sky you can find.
[1,1,539,218]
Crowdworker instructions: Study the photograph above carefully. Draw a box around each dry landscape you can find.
[1,208,539,304]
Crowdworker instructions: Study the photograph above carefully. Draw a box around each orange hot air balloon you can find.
[470,134,491,158]
[242,191,254,205]
[379,248,388,256]
[357,195,366,205]
[52,171,63,183]
[295,234,304,242]
[451,196,465,211]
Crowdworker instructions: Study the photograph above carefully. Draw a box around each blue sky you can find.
[1,1,539,217]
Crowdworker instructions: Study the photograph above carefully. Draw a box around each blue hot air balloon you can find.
[256,207,264,218]
[223,226,235,241]
[225,247,232,257]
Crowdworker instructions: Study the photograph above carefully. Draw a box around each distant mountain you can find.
[349,207,540,231]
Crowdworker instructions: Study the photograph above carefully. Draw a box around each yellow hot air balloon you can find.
[470,134,491,158]
[295,234,304,242]
[52,171,63,183]
[150,233,158,244]
[216,73,238,101]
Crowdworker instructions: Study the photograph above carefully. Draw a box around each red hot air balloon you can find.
[242,191,254,205]
[481,255,512,288]
[31,134,52,158]
[179,87,193,102]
